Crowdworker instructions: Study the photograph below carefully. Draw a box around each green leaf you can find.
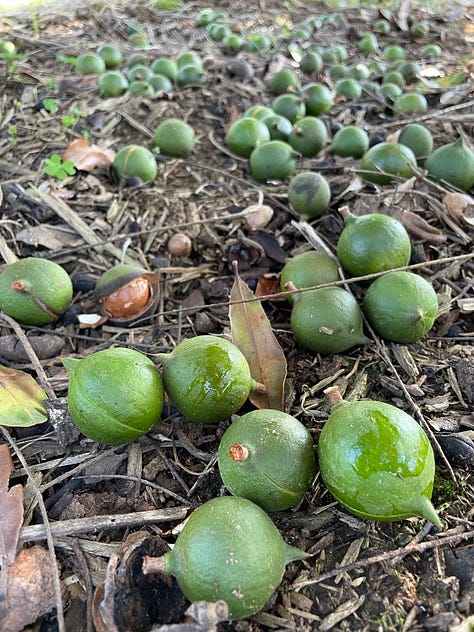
[42,98,59,114]
[155,0,183,8]
[0,365,48,427]
[44,154,76,180]
[56,53,77,65]
[61,114,77,128]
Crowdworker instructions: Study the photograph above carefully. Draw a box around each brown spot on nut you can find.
[229,443,249,461]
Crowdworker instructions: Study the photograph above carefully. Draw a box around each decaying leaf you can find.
[16,224,77,250]
[0,444,24,600]
[395,0,411,31]
[151,601,229,631]
[443,191,474,227]
[0,546,57,632]
[62,138,115,171]
[255,274,285,300]
[229,262,287,410]
[92,532,187,632]
[0,334,66,362]
[390,208,447,243]
[0,365,48,427]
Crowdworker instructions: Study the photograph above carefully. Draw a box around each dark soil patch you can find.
[0,2,473,631]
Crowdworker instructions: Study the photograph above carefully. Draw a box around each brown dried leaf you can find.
[0,546,57,632]
[62,138,115,172]
[0,445,24,572]
[255,274,285,300]
[0,334,65,362]
[390,208,447,243]
[229,262,287,410]
[443,191,474,227]
[16,224,77,250]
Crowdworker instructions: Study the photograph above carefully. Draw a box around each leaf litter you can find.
[0,1,473,630]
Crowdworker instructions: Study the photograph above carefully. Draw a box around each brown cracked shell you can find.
[95,263,159,325]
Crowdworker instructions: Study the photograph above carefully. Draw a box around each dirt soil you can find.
[0,1,473,631]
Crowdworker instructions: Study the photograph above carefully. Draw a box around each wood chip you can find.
[319,595,365,632]
[334,537,365,584]
[29,187,137,264]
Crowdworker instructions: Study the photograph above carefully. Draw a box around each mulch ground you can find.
[0,1,473,631]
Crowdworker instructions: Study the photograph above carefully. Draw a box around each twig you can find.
[19,507,188,543]
[293,528,474,590]
[1,427,66,632]
[372,98,474,129]
[29,187,137,264]
[148,252,474,320]
[0,312,57,400]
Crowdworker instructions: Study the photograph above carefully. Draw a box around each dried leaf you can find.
[0,546,57,632]
[319,595,366,632]
[16,224,77,250]
[255,274,285,300]
[0,445,24,582]
[62,138,115,172]
[395,0,412,31]
[390,209,447,243]
[443,191,474,227]
[0,365,48,427]
[439,85,472,106]
[252,230,288,263]
[229,262,287,410]
[0,334,65,362]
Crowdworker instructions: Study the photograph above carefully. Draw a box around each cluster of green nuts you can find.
[4,7,455,623]
[225,96,474,191]
[111,115,196,185]
[218,11,474,192]
[281,209,438,354]
[76,45,206,98]
[62,332,442,620]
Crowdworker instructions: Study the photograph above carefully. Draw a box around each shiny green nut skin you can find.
[363,271,438,343]
[336,213,411,278]
[155,335,254,423]
[63,347,165,445]
[218,409,316,512]
[318,399,442,527]
[159,496,304,620]
[112,144,158,183]
[0,257,73,325]
[291,287,368,354]
[358,142,417,185]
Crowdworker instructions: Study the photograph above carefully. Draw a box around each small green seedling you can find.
[44,154,76,180]
[61,114,77,128]
[42,98,59,114]
[8,125,17,146]
[56,53,77,65]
